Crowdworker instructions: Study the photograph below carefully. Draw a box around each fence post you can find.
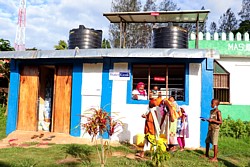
[190,32,196,40]
[214,32,219,40]
[236,32,242,41]
[221,32,226,40]
[244,32,249,41]
[229,32,234,41]
[199,32,204,40]
[205,32,211,40]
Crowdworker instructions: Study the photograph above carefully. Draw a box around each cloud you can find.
[0,0,112,50]
[0,0,242,50]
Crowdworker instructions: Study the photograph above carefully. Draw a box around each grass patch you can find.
[0,137,249,166]
[0,105,7,140]
[0,104,249,166]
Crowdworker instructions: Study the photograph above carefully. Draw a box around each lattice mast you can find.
[14,0,26,51]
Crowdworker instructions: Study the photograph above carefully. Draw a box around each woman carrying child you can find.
[160,96,181,151]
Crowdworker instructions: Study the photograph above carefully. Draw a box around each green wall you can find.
[189,40,250,57]
[219,105,250,121]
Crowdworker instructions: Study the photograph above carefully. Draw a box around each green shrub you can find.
[220,116,250,139]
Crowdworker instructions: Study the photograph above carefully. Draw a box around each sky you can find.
[0,0,243,50]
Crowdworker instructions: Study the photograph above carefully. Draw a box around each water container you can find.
[152,26,188,48]
[68,25,102,49]
[136,134,145,147]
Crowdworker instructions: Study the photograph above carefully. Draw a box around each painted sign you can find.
[154,77,165,81]
[119,72,129,77]
[188,40,250,57]
[109,70,130,80]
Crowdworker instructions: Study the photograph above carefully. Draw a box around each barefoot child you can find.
[203,99,222,162]
[176,107,189,151]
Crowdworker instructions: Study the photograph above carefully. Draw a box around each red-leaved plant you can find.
[81,107,122,167]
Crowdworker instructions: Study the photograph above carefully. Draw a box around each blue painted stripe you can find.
[6,60,20,135]
[200,58,214,147]
[101,58,113,139]
[70,63,83,137]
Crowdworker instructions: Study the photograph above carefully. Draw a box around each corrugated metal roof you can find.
[103,10,210,23]
[0,48,220,59]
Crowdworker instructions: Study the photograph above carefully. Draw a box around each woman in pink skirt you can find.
[176,107,189,151]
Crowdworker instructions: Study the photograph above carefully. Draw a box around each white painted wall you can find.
[217,58,250,105]
[110,63,202,148]
[80,62,203,148]
[81,63,103,137]
[110,63,147,144]
[185,63,201,148]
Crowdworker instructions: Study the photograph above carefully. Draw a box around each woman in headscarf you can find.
[132,82,147,100]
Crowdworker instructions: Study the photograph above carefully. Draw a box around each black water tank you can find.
[68,25,102,49]
[152,26,188,48]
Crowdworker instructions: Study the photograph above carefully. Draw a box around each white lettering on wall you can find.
[227,43,248,51]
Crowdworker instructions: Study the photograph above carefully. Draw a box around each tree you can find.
[101,38,111,48]
[54,40,67,50]
[139,0,157,48]
[26,47,38,51]
[140,0,180,47]
[218,8,238,33]
[232,20,250,34]
[0,39,14,51]
[143,0,156,11]
[0,39,14,83]
[109,0,142,48]
[158,0,179,11]
[209,21,217,34]
[238,0,250,21]
[0,39,14,112]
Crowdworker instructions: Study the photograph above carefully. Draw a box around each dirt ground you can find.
[0,130,121,149]
[0,130,145,161]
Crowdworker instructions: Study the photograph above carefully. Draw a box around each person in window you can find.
[151,86,159,96]
[132,82,147,100]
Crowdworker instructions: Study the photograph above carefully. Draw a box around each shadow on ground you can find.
[0,161,11,167]
[189,149,239,167]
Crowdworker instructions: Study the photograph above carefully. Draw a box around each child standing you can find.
[203,99,222,162]
[176,107,189,151]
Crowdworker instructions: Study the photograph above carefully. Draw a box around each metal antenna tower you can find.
[14,0,26,51]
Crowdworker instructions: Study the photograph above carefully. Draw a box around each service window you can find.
[132,64,185,100]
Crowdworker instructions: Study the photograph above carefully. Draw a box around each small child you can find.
[203,99,222,162]
[176,107,189,151]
